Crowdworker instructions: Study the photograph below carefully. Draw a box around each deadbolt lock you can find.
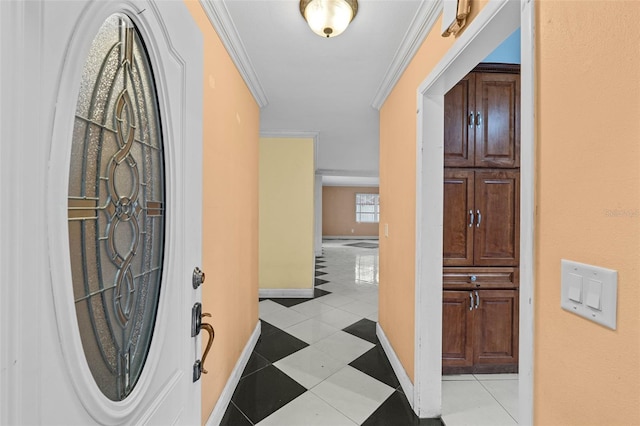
[192,267,205,289]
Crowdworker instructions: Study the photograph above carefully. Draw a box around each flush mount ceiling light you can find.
[300,0,358,38]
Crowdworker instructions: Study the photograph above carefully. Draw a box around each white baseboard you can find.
[323,236,379,240]
[376,323,414,408]
[205,321,261,426]
[259,288,314,298]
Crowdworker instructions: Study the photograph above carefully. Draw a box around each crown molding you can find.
[370,0,442,110]
[200,0,269,108]
[317,168,379,178]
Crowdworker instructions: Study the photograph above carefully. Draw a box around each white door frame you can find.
[414,0,534,423]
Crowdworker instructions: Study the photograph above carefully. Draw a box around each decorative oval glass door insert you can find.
[67,14,165,401]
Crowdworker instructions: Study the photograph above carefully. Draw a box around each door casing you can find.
[414,0,535,424]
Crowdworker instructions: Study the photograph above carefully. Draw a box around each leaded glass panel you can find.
[67,14,165,401]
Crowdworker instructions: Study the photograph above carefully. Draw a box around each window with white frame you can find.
[355,193,380,223]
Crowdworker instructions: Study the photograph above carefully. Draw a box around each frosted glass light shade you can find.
[300,0,358,38]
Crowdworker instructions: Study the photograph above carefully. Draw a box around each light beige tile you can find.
[257,392,357,426]
[285,318,339,344]
[311,366,394,425]
[274,346,346,389]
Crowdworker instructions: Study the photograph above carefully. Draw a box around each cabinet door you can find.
[444,74,475,167]
[443,169,474,266]
[474,73,520,168]
[474,170,519,266]
[473,290,519,367]
[442,291,474,368]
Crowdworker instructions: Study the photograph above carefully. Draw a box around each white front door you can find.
[0,1,203,424]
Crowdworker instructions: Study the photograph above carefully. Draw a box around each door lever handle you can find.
[192,303,215,380]
[200,313,214,374]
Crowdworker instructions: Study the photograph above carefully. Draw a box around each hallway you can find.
[220,241,517,425]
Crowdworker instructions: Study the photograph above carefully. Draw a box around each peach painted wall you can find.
[183,2,260,423]
[381,0,640,423]
[379,2,487,382]
[534,1,640,424]
[322,186,379,237]
[259,137,315,291]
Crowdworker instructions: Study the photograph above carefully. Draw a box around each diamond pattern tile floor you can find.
[221,240,446,426]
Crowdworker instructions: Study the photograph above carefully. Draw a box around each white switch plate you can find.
[561,259,618,329]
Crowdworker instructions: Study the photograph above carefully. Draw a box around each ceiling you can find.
[204,0,439,186]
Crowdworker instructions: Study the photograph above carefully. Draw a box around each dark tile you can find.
[315,264,326,269]
[314,288,331,298]
[361,390,444,426]
[231,365,306,424]
[315,271,327,276]
[343,318,378,344]
[260,320,281,338]
[220,401,253,426]
[271,297,313,307]
[350,345,399,388]
[254,327,308,363]
[241,351,270,378]
[315,278,329,286]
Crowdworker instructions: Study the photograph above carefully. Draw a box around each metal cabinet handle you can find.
[468,210,474,227]
[476,209,482,228]
[469,292,474,311]
[476,112,482,127]
[475,291,480,309]
[200,313,215,374]
[468,112,475,126]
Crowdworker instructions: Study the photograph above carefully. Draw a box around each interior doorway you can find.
[413,0,534,424]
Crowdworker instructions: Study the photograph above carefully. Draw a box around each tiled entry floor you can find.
[220,240,518,425]
[442,374,519,425]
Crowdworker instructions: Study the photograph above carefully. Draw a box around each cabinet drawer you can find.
[443,267,518,289]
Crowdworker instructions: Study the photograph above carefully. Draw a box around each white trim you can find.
[315,174,323,257]
[200,0,268,108]
[205,321,261,426]
[322,236,379,240]
[322,182,380,188]
[259,289,315,298]
[414,0,533,420]
[317,168,379,178]
[0,2,31,423]
[371,0,442,110]
[376,324,414,407]
[518,1,535,424]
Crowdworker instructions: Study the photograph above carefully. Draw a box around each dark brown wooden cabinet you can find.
[444,67,520,169]
[443,169,519,267]
[442,64,520,375]
[442,290,474,368]
[473,289,519,369]
[443,288,519,374]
